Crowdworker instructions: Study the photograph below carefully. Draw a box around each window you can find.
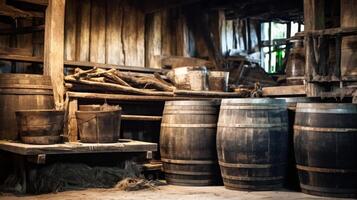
[260,21,304,74]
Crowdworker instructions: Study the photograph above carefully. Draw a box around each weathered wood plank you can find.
[0,140,157,155]
[262,85,306,96]
[145,11,162,68]
[75,0,91,62]
[67,92,207,101]
[106,0,124,65]
[44,0,65,110]
[122,0,145,67]
[67,98,78,142]
[64,0,77,61]
[90,0,106,63]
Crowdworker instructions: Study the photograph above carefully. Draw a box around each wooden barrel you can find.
[341,0,357,80]
[15,110,64,145]
[286,40,305,85]
[76,109,121,143]
[278,98,317,190]
[0,74,54,140]
[217,98,288,190]
[160,100,221,186]
[294,103,357,198]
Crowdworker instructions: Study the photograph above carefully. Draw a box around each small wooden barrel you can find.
[160,100,221,186]
[286,40,305,85]
[217,98,288,190]
[294,103,357,198]
[278,98,318,190]
[16,110,64,145]
[0,74,54,140]
[76,109,121,143]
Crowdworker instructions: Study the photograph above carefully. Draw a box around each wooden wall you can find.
[64,0,145,67]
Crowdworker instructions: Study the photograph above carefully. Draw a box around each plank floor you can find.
[1,185,346,200]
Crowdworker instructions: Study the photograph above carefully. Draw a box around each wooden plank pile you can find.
[65,67,175,96]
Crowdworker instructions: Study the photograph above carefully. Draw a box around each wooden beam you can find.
[0,0,44,18]
[304,0,325,97]
[0,54,42,63]
[12,0,48,6]
[142,0,202,14]
[44,0,65,110]
[0,25,44,35]
[262,85,306,96]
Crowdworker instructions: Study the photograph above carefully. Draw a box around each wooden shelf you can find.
[121,115,162,121]
[0,55,165,74]
[262,85,306,97]
[0,139,157,156]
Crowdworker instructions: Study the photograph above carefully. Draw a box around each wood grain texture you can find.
[106,0,124,65]
[64,0,77,61]
[0,139,157,155]
[122,0,145,67]
[75,0,91,61]
[145,11,162,68]
[90,0,106,63]
[44,0,65,110]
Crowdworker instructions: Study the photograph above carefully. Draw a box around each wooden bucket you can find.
[217,98,288,190]
[160,100,221,186]
[16,110,64,145]
[208,71,229,91]
[294,103,357,198]
[0,73,54,140]
[76,109,121,143]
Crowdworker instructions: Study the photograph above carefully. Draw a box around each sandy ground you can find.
[0,185,345,200]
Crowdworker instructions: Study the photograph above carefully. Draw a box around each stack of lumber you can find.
[65,68,175,96]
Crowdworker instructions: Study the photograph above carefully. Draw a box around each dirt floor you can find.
[0,185,347,200]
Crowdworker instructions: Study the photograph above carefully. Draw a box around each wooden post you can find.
[304,0,325,97]
[67,98,78,142]
[44,0,65,110]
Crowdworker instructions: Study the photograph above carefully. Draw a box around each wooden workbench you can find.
[0,139,157,156]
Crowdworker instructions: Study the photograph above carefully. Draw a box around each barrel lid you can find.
[296,103,357,113]
[221,98,286,105]
[165,100,220,106]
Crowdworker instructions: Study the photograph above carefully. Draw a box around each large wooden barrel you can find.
[341,0,357,80]
[294,103,357,198]
[278,98,317,190]
[217,98,288,190]
[160,100,221,186]
[0,74,54,140]
[286,40,305,85]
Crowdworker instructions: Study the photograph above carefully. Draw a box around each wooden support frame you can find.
[44,0,66,110]
[304,0,326,97]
